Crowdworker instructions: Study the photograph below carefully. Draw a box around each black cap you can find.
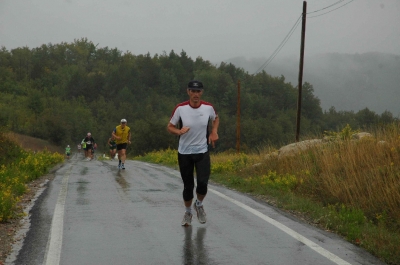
[188,80,203,89]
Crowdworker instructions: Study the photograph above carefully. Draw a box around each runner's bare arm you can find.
[112,130,120,140]
[208,116,219,147]
[167,123,190,136]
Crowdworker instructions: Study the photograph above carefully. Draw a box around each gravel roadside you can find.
[0,167,59,265]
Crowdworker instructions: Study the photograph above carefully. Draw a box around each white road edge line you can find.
[209,188,352,265]
[43,168,70,265]
[144,163,352,265]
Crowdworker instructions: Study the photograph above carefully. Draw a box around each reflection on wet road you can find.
[10,154,386,265]
[183,227,210,265]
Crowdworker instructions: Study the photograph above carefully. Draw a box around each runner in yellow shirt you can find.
[111,119,131,169]
[81,139,87,158]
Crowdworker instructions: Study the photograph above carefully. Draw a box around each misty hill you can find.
[225,52,400,116]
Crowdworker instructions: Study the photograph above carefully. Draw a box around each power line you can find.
[308,0,355,18]
[307,0,346,14]
[253,0,355,74]
[254,14,302,74]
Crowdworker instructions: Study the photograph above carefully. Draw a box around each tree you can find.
[380,110,396,124]
[136,52,160,88]
[10,47,31,81]
[300,82,323,122]
[356,108,379,128]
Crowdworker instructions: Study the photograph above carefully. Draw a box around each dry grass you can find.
[268,126,400,227]
[5,132,63,154]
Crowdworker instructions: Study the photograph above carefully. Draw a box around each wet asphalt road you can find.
[8,153,385,265]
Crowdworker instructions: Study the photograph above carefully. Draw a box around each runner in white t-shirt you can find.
[167,80,219,226]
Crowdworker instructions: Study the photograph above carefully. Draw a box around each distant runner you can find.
[83,132,95,161]
[108,136,117,160]
[77,143,82,153]
[81,139,87,158]
[112,119,131,170]
[65,145,71,159]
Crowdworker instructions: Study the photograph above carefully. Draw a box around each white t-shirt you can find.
[169,101,217,154]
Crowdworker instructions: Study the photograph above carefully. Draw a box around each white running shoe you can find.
[193,203,207,224]
[181,212,193,226]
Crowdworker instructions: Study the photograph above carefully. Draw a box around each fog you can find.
[228,52,400,116]
[1,0,399,62]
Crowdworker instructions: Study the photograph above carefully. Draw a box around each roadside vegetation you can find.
[0,132,63,221]
[135,124,400,265]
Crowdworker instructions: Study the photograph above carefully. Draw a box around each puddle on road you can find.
[80,167,88,175]
[165,183,179,189]
[148,173,159,179]
[115,175,130,191]
[182,227,210,264]
[141,189,163,192]
[76,179,89,205]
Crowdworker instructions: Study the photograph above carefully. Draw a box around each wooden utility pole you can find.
[236,80,241,153]
[296,1,307,142]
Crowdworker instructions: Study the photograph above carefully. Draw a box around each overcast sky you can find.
[1,0,399,63]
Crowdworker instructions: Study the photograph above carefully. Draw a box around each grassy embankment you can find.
[0,132,64,221]
[135,124,400,265]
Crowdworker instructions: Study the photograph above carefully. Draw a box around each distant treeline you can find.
[0,38,397,155]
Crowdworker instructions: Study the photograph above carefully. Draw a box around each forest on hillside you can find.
[0,38,397,155]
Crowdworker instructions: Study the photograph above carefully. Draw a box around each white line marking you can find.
[43,168,70,265]
[143,164,352,264]
[209,188,352,265]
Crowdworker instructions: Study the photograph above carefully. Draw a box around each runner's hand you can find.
[180,126,190,135]
[208,132,219,148]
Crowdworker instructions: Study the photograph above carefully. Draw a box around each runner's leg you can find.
[194,152,211,201]
[178,153,195,207]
